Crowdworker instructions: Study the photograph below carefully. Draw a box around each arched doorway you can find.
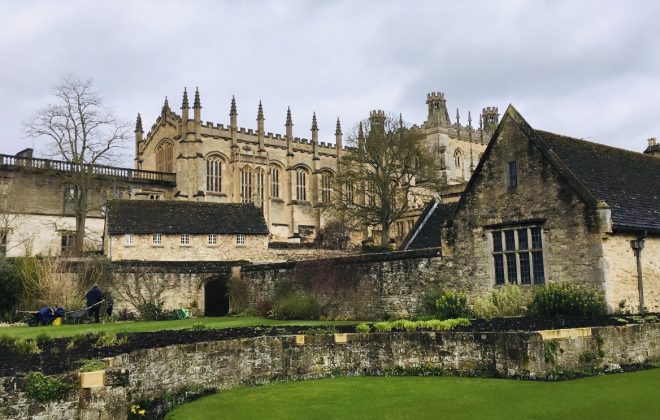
[204,277,229,316]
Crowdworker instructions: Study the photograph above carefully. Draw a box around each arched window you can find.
[241,166,252,203]
[321,172,332,203]
[206,157,222,192]
[346,182,355,204]
[366,180,375,206]
[270,166,280,198]
[156,141,173,173]
[255,167,265,207]
[296,169,307,201]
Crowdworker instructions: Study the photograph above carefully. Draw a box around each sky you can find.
[1,0,659,167]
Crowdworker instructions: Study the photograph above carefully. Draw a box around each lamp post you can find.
[630,232,647,313]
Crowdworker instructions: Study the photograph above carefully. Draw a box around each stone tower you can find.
[426,92,450,128]
[482,107,499,133]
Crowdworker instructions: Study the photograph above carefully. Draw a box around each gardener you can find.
[85,284,104,323]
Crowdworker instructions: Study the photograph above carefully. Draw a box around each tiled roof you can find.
[535,130,660,233]
[400,201,457,250]
[107,200,269,235]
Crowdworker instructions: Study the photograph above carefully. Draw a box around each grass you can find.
[0,317,357,340]
[167,369,660,420]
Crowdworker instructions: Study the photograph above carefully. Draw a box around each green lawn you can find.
[168,369,660,420]
[0,317,356,340]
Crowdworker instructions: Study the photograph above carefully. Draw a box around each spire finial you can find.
[358,121,365,140]
[230,95,237,116]
[257,100,264,120]
[193,87,201,109]
[181,87,189,109]
[135,113,143,133]
[335,117,342,135]
[468,111,472,129]
[161,97,170,115]
[399,113,404,128]
[286,106,292,126]
[311,112,318,131]
[455,108,460,125]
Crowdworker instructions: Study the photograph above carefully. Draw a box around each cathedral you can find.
[134,89,497,243]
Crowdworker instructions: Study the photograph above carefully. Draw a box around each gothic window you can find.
[241,166,253,203]
[270,166,280,198]
[321,172,332,203]
[491,226,545,285]
[206,157,222,192]
[156,141,174,173]
[296,169,307,201]
[60,233,75,256]
[346,182,355,204]
[63,185,76,214]
[255,167,265,207]
[454,149,463,169]
[396,221,404,238]
[508,161,518,188]
[365,181,376,206]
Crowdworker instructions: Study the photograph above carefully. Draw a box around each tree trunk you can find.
[380,222,391,248]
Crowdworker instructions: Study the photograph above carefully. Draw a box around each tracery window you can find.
[255,167,265,206]
[241,166,253,203]
[156,141,174,173]
[321,172,332,203]
[346,182,355,204]
[206,157,222,192]
[270,166,280,198]
[296,169,307,201]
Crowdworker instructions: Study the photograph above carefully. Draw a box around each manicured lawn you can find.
[168,369,660,420]
[0,317,356,340]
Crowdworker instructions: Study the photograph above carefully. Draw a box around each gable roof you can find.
[400,200,457,250]
[107,200,269,235]
[453,105,660,234]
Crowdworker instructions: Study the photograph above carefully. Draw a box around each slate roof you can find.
[106,200,269,235]
[534,131,660,233]
[400,201,457,250]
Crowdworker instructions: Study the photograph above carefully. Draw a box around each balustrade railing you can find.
[0,154,176,183]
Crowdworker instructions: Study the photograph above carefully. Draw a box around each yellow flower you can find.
[138,409,146,416]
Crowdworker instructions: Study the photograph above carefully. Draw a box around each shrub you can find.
[35,332,52,347]
[93,331,127,348]
[355,323,370,334]
[13,338,41,355]
[418,289,447,319]
[0,334,16,348]
[0,259,21,320]
[435,290,470,320]
[191,322,209,331]
[25,372,71,402]
[137,301,178,321]
[371,318,470,332]
[529,283,606,318]
[472,285,529,319]
[76,358,107,372]
[271,294,321,320]
[374,321,393,332]
[116,308,137,321]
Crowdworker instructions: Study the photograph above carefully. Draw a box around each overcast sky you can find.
[1,0,659,166]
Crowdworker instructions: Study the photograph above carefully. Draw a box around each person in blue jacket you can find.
[85,284,104,323]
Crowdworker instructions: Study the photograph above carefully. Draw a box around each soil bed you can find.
[0,314,654,377]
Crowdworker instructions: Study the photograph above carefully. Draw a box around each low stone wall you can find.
[1,323,658,420]
[240,248,458,319]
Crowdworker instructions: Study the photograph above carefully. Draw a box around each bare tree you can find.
[331,113,442,247]
[24,76,129,256]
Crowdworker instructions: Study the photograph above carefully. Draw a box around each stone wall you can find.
[240,249,469,320]
[1,324,658,420]
[601,233,660,312]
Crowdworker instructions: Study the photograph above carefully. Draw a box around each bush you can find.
[137,301,178,321]
[435,290,470,320]
[371,318,470,332]
[92,331,127,348]
[0,259,21,320]
[529,283,606,318]
[271,294,321,320]
[355,323,370,334]
[418,289,447,319]
[116,307,137,321]
[13,338,41,355]
[76,358,107,372]
[472,285,529,319]
[25,371,71,402]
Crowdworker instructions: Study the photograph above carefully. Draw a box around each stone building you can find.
[0,148,175,257]
[136,88,494,244]
[440,105,659,312]
[104,200,269,261]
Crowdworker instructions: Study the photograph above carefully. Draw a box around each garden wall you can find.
[239,248,465,319]
[1,323,658,420]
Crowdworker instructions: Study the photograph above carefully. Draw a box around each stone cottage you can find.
[443,105,659,312]
[104,200,269,261]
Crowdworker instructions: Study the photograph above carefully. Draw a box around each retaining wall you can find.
[1,323,658,420]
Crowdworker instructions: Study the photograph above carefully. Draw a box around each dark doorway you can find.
[204,277,229,316]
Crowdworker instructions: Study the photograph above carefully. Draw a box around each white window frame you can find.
[236,234,246,245]
[124,233,133,246]
[152,233,162,245]
[208,233,217,245]
[180,233,190,245]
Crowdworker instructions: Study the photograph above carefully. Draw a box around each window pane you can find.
[532,251,545,284]
[508,161,517,187]
[506,253,517,284]
[505,230,515,251]
[492,232,502,252]
[494,255,504,285]
[531,227,542,249]
[519,252,531,284]
[517,229,528,250]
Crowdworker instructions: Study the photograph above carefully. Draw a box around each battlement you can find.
[482,107,499,114]
[649,137,657,147]
[426,92,446,101]
[369,109,386,118]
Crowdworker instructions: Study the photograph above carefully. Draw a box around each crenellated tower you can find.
[425,92,450,128]
[482,107,499,133]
